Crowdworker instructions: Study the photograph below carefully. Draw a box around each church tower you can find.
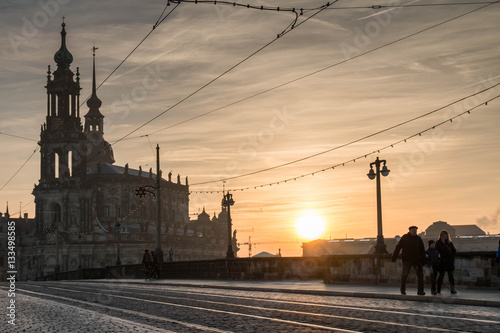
[33,22,88,240]
[39,21,86,184]
[83,47,114,172]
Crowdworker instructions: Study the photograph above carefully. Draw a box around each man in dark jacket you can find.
[392,226,426,295]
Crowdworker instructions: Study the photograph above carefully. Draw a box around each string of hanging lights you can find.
[190,95,498,193]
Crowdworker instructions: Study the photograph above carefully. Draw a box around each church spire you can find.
[84,46,104,131]
[83,45,115,168]
[86,46,103,112]
[44,19,81,128]
[53,19,73,69]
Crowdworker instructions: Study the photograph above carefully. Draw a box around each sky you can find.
[0,0,499,257]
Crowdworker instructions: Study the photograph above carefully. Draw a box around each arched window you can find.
[68,151,72,177]
[106,202,120,218]
[50,202,61,228]
[54,153,60,178]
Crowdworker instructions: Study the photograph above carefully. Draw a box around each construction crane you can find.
[232,208,263,214]
[234,228,254,233]
[237,236,300,257]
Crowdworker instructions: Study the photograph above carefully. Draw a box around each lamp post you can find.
[222,192,235,259]
[154,144,164,263]
[367,157,390,254]
[135,144,164,263]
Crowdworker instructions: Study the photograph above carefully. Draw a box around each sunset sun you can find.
[295,210,326,241]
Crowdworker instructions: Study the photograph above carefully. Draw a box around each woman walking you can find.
[436,230,457,294]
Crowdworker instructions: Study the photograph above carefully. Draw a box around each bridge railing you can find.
[34,252,500,287]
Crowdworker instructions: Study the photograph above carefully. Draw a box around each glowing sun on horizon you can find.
[295,210,326,241]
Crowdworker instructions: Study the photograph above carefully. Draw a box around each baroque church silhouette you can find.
[14,23,234,280]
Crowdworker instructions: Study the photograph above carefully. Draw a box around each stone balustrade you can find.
[33,252,500,288]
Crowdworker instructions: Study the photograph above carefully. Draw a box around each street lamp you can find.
[367,157,390,254]
[135,144,164,263]
[222,192,235,259]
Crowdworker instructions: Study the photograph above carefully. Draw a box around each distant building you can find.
[253,251,281,258]
[424,220,486,238]
[0,206,36,281]
[11,23,236,281]
[303,221,498,257]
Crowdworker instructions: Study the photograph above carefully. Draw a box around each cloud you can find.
[476,206,500,229]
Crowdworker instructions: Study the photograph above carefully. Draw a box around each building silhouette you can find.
[303,221,498,256]
[5,23,236,281]
[424,220,486,239]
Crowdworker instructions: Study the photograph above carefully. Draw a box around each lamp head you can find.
[367,168,376,180]
[381,164,390,177]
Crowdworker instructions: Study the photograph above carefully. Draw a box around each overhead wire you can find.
[192,95,499,193]
[80,1,181,106]
[108,1,337,147]
[189,85,500,186]
[0,2,180,197]
[0,145,39,192]
[3,1,498,142]
[3,1,499,201]
[0,132,37,142]
[328,1,498,10]
[121,1,500,188]
[0,0,329,216]
[145,135,157,158]
[10,200,34,218]
[138,0,500,139]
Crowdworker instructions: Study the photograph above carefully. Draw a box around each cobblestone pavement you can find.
[2,281,500,332]
[4,291,170,333]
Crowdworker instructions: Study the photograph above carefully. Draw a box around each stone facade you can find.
[12,23,236,281]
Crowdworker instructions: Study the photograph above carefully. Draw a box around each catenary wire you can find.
[192,95,498,192]
[0,132,37,142]
[138,0,499,138]
[0,1,333,211]
[0,145,39,193]
[76,0,498,189]
[80,2,181,106]
[328,1,498,10]
[108,2,337,147]
[2,1,498,201]
[189,87,499,186]
[0,3,181,198]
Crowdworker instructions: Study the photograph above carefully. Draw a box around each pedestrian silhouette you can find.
[436,230,457,294]
[425,240,441,295]
[142,249,153,280]
[392,226,426,295]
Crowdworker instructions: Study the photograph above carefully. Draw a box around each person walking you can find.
[142,249,153,280]
[392,226,426,295]
[425,240,441,295]
[436,230,457,294]
[150,249,158,280]
[496,239,500,264]
[496,240,500,292]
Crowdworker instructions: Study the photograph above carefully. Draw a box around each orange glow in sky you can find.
[295,210,327,241]
[0,1,499,258]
